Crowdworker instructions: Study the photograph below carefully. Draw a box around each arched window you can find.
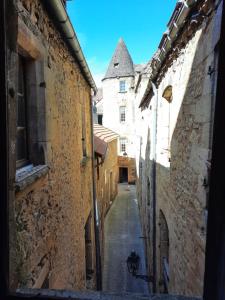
[159,210,169,293]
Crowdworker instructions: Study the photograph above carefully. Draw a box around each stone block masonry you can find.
[136,0,222,297]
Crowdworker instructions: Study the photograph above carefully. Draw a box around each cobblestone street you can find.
[103,184,149,295]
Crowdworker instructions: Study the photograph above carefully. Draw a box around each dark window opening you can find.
[97,114,103,125]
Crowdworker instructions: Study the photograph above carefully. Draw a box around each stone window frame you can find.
[15,17,48,192]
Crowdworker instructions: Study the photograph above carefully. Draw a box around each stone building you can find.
[135,0,223,297]
[93,89,103,125]
[8,0,99,292]
[101,38,143,184]
[93,124,119,265]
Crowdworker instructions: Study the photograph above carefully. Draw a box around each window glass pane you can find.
[120,81,126,92]
[120,138,127,152]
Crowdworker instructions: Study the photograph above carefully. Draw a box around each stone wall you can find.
[136,1,222,297]
[10,0,95,291]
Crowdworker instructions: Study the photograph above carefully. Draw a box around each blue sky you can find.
[67,0,177,87]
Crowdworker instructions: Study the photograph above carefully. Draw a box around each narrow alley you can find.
[103,184,149,295]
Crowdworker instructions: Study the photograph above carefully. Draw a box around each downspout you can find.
[42,0,97,93]
[151,81,158,293]
[90,95,102,290]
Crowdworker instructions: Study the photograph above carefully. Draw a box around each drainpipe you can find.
[151,81,158,293]
[90,95,102,290]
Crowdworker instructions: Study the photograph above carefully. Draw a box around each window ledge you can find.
[15,164,49,192]
[119,91,127,93]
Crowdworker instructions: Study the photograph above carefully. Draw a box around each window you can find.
[119,80,126,93]
[16,55,29,168]
[120,138,127,153]
[119,106,126,122]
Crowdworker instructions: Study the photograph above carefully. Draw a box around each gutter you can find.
[42,0,97,94]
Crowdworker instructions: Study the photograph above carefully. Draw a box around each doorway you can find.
[119,167,128,183]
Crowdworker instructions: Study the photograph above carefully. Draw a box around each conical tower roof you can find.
[103,38,134,80]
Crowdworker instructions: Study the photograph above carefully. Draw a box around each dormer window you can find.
[119,80,126,93]
[114,63,119,68]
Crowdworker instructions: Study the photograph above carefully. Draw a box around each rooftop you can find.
[93,124,119,143]
[103,38,135,80]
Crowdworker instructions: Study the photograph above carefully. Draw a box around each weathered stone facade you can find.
[95,138,118,218]
[94,124,119,267]
[135,0,223,297]
[9,0,97,291]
